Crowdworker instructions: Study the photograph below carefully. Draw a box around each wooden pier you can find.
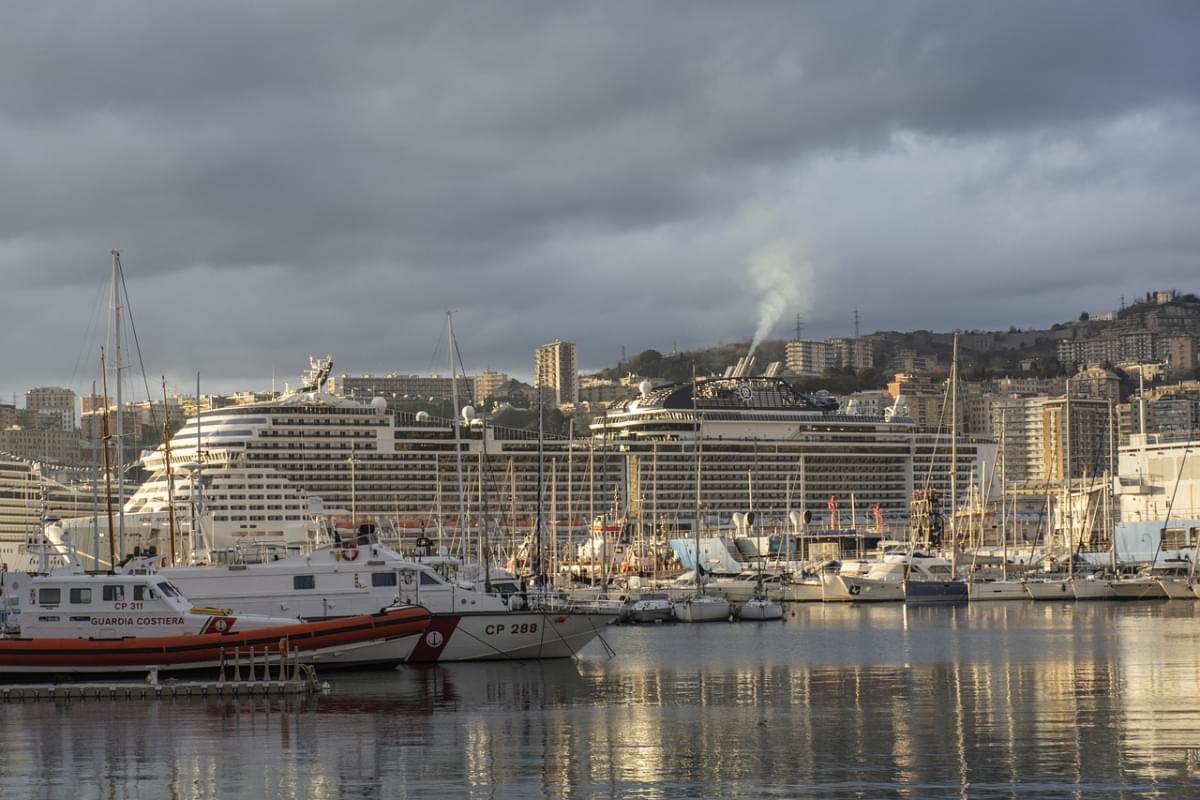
[0,644,325,702]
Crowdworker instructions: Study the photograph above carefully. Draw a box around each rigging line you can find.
[68,271,110,400]
[117,261,161,434]
[1148,426,1195,569]
[918,372,953,492]
[425,313,450,375]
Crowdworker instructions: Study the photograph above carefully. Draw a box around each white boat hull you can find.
[968,580,1028,601]
[1156,578,1196,600]
[1109,579,1167,600]
[733,600,783,620]
[404,611,616,661]
[821,574,905,603]
[1071,578,1116,600]
[770,581,825,602]
[628,602,674,623]
[1023,579,1073,600]
[671,597,731,623]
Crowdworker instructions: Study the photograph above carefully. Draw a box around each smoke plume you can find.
[746,240,813,358]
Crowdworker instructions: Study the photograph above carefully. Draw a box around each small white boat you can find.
[968,579,1028,601]
[733,598,784,621]
[671,595,731,623]
[628,593,675,623]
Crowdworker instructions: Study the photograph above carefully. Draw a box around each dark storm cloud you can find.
[2,2,1199,399]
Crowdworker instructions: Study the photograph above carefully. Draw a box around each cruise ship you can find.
[59,359,624,568]
[56,363,996,570]
[0,459,95,570]
[599,375,996,532]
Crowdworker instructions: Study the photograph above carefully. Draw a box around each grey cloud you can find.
[1,2,1199,400]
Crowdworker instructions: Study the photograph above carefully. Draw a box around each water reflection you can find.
[3,604,1200,797]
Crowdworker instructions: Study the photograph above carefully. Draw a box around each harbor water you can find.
[5,601,1200,798]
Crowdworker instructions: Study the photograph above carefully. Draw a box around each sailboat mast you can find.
[1000,408,1008,581]
[1108,398,1117,571]
[1066,378,1073,577]
[446,312,467,546]
[535,385,544,585]
[99,350,117,569]
[111,250,126,558]
[90,380,100,565]
[566,419,574,583]
[692,368,702,592]
[162,377,178,565]
[949,333,958,571]
[479,413,493,593]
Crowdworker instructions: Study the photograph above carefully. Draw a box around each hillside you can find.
[588,291,1200,388]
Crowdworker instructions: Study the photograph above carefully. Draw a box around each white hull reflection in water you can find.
[8,603,1200,797]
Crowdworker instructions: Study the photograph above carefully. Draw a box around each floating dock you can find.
[0,649,324,702]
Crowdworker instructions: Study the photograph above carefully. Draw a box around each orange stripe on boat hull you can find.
[0,606,431,670]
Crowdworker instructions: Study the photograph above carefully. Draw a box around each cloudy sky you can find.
[2,2,1198,403]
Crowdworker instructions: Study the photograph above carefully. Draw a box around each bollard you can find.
[233,647,242,682]
[218,647,226,683]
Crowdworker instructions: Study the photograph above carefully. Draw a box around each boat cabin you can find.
[1,571,197,639]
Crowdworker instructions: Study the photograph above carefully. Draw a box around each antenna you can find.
[853,308,861,340]
[621,345,626,364]
[794,314,803,342]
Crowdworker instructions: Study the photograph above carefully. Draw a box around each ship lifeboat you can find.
[0,605,431,675]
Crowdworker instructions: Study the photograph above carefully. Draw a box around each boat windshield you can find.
[156,582,182,598]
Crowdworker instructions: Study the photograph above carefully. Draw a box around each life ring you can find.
[342,545,360,561]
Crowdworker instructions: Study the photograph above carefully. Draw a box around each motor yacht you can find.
[160,542,617,661]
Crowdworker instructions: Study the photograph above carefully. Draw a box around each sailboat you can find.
[905,334,967,603]
[969,407,1027,600]
[731,500,783,620]
[671,374,731,623]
